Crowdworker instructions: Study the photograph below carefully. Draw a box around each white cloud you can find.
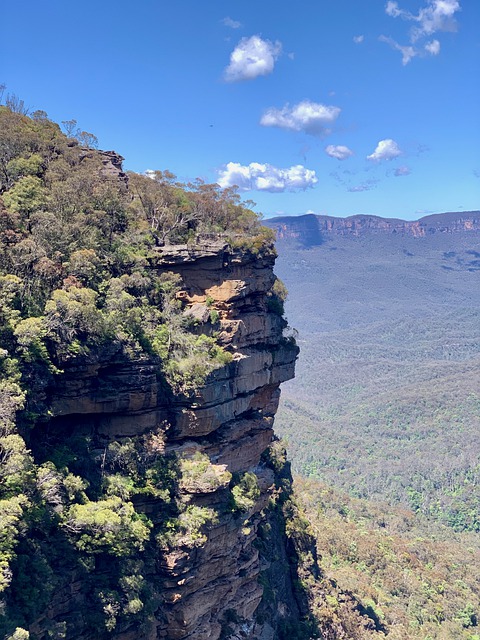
[385,1,403,17]
[367,139,402,161]
[385,0,460,36]
[224,35,282,82]
[395,165,411,176]
[382,0,461,63]
[379,35,417,64]
[325,145,354,160]
[425,39,441,54]
[217,162,318,192]
[222,17,242,29]
[260,100,341,136]
[353,35,364,44]
[413,0,461,39]
[144,169,156,180]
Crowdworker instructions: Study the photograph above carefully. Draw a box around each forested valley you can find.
[270,221,480,638]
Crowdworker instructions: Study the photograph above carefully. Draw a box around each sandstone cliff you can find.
[266,211,480,246]
[20,241,312,640]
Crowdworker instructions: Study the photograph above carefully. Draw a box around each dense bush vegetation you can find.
[294,476,480,640]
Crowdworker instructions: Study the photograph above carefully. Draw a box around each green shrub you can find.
[179,451,231,492]
[62,497,151,556]
[0,494,30,592]
[230,472,260,512]
[267,277,288,316]
[157,505,218,549]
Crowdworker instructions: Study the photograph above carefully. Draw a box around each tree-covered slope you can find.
[271,227,480,532]
[293,476,480,640]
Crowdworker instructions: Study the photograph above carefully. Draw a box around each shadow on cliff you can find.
[254,441,322,639]
[267,214,325,249]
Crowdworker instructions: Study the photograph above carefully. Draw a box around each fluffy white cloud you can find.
[222,17,242,29]
[325,145,354,160]
[260,100,341,136]
[383,0,460,63]
[394,165,411,176]
[224,36,282,82]
[414,0,460,39]
[425,39,441,54]
[217,162,318,192]
[367,139,402,162]
[353,35,364,44]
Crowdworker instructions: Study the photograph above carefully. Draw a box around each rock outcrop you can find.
[25,241,306,640]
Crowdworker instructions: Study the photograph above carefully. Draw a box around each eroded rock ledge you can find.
[28,242,305,640]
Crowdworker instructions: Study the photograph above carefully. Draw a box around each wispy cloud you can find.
[367,139,402,161]
[348,179,379,192]
[222,17,242,29]
[325,144,354,160]
[386,0,460,39]
[394,165,411,176]
[379,36,417,64]
[416,143,430,155]
[260,100,341,136]
[224,35,282,82]
[353,35,364,44]
[382,0,461,63]
[217,161,318,192]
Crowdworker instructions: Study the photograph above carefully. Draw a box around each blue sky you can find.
[2,0,479,220]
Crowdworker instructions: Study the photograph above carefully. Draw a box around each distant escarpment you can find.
[266,211,480,246]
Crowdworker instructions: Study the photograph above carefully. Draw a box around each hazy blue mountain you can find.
[266,212,480,531]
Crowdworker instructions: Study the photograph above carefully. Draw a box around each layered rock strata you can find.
[27,242,300,639]
[267,210,480,245]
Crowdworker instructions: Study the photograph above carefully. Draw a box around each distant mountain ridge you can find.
[266,211,480,245]
[269,205,480,535]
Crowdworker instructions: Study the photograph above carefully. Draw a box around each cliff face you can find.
[25,242,303,640]
[267,211,480,246]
